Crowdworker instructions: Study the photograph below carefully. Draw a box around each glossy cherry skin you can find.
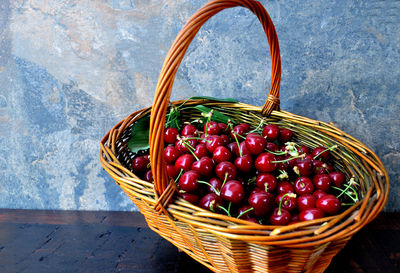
[206,135,223,153]
[248,191,275,217]
[297,145,310,155]
[329,172,346,187]
[313,160,334,174]
[266,142,279,152]
[256,173,277,192]
[316,195,341,215]
[255,153,277,173]
[313,189,328,200]
[239,123,251,132]
[297,194,316,211]
[181,124,198,136]
[245,133,267,155]
[192,157,214,177]
[270,208,292,225]
[207,177,222,194]
[199,193,223,212]
[215,161,237,181]
[237,204,255,219]
[262,124,280,141]
[181,193,200,205]
[164,145,181,164]
[175,135,197,154]
[174,154,195,172]
[275,193,297,211]
[294,177,314,195]
[312,146,331,162]
[294,158,313,177]
[164,127,179,144]
[132,156,150,173]
[220,180,245,205]
[277,181,295,194]
[299,208,325,221]
[230,125,247,139]
[219,134,230,146]
[194,144,209,159]
[279,128,293,143]
[178,170,199,193]
[218,123,228,133]
[234,155,253,173]
[204,121,221,135]
[166,165,179,179]
[144,170,153,182]
[313,174,332,192]
[213,146,232,163]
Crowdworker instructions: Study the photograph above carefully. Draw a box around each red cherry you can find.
[279,128,293,143]
[144,170,153,182]
[256,173,277,192]
[255,152,277,173]
[294,177,314,195]
[246,218,259,224]
[199,193,223,212]
[164,145,181,164]
[213,146,232,163]
[262,124,280,141]
[206,135,223,153]
[166,165,179,179]
[239,123,251,132]
[215,161,237,181]
[230,125,246,139]
[234,155,253,173]
[194,144,209,159]
[237,204,255,219]
[294,158,313,177]
[219,134,230,146]
[313,189,328,200]
[329,172,346,187]
[297,194,316,211]
[275,193,297,211]
[248,191,275,217]
[207,177,222,194]
[313,174,332,192]
[175,154,195,172]
[299,208,325,221]
[312,146,331,162]
[297,145,310,155]
[181,124,198,136]
[220,180,245,205]
[270,208,291,225]
[313,160,334,174]
[178,170,200,193]
[316,195,341,215]
[132,156,149,173]
[164,127,179,144]
[175,135,197,154]
[204,121,221,135]
[191,157,214,177]
[277,181,295,194]
[245,133,267,155]
[198,133,208,144]
[181,193,200,205]
[217,123,228,133]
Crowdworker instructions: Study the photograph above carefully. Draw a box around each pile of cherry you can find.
[131,120,353,226]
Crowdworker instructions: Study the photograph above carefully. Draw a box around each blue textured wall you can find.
[0,1,398,211]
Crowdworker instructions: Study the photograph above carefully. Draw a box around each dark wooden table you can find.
[0,209,398,273]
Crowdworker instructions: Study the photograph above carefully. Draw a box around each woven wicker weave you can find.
[100,1,389,272]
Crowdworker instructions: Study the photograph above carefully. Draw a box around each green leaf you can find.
[193,105,235,124]
[189,96,238,103]
[128,115,150,153]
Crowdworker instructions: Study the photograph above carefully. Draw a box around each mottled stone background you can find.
[0,0,398,211]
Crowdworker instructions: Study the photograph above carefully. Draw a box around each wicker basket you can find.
[100,1,389,272]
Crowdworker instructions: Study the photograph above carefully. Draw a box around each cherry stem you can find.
[278,192,296,215]
[248,119,265,134]
[184,136,210,143]
[221,172,229,188]
[272,153,305,163]
[265,149,287,156]
[232,133,243,158]
[313,145,338,160]
[178,137,199,161]
[198,180,220,196]
[174,169,184,184]
[217,204,231,217]
[237,207,254,219]
[203,110,214,137]
[334,178,359,202]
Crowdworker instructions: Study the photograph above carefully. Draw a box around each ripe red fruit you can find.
[248,191,275,217]
[175,135,197,154]
[191,157,214,177]
[312,146,331,162]
[262,124,280,141]
[277,181,295,194]
[144,170,153,182]
[181,193,200,205]
[178,170,200,193]
[275,193,297,211]
[230,125,246,139]
[313,174,332,192]
[294,177,314,195]
[245,133,267,155]
[175,154,195,172]
[270,208,291,225]
[237,204,255,219]
[164,145,180,164]
[181,124,197,136]
[316,195,341,215]
[329,172,346,187]
[204,121,221,135]
[234,155,253,173]
[239,123,251,132]
[279,128,293,143]
[297,194,316,211]
[213,146,232,163]
[132,156,149,173]
[294,158,313,177]
[266,142,279,152]
[215,161,237,181]
[166,165,179,179]
[220,180,245,204]
[217,123,228,132]
[299,208,325,221]
[164,127,179,144]
[255,153,277,173]
[256,173,277,192]
[207,177,222,194]
[194,144,209,159]
[313,160,334,174]
[199,193,223,212]
[206,135,223,153]
[313,189,328,200]
[219,134,230,146]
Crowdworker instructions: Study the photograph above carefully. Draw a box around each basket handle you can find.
[149,0,281,201]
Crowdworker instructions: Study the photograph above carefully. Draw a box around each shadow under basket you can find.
[99,1,389,272]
